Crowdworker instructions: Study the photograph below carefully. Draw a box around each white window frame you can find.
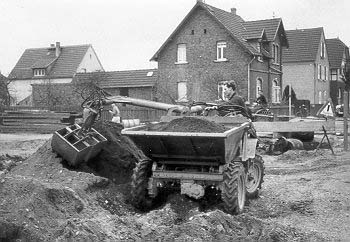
[321,42,325,59]
[34,69,45,77]
[273,44,279,64]
[217,81,227,100]
[256,78,263,98]
[318,91,322,104]
[318,64,321,80]
[177,81,187,102]
[216,41,227,61]
[331,69,337,81]
[176,44,187,64]
[272,79,280,103]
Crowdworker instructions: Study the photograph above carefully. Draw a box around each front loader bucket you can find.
[51,124,107,166]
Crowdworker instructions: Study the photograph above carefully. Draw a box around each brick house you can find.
[326,38,350,106]
[150,1,288,105]
[283,28,330,105]
[8,42,104,105]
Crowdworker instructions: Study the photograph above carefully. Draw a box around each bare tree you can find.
[73,72,107,102]
[33,79,62,110]
[0,75,12,110]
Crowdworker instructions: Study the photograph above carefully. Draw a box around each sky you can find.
[0,0,349,76]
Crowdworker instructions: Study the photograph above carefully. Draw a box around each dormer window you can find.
[34,69,45,77]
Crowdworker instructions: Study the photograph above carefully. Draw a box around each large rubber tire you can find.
[246,155,265,199]
[221,162,246,214]
[130,159,153,210]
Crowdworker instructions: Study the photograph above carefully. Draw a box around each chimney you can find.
[55,42,61,57]
[231,8,237,15]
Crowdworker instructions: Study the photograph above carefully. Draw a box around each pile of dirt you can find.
[84,121,148,184]
[145,117,227,133]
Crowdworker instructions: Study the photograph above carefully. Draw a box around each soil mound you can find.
[86,120,148,184]
[146,117,227,133]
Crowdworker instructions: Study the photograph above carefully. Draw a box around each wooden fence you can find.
[100,108,167,123]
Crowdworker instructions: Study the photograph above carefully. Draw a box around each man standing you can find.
[110,103,121,123]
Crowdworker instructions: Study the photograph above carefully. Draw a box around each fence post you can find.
[344,91,349,151]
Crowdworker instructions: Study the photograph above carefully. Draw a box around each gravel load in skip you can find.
[0,120,347,241]
[145,117,228,133]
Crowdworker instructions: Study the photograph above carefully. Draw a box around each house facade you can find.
[150,1,288,105]
[282,28,330,105]
[8,42,104,105]
[326,38,350,106]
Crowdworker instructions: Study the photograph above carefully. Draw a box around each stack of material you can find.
[0,110,74,133]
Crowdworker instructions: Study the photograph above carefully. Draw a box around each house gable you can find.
[76,46,104,73]
[151,2,259,62]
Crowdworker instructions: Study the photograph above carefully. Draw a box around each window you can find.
[324,66,327,81]
[216,41,227,61]
[256,78,263,98]
[318,65,321,80]
[204,29,207,34]
[177,82,187,101]
[33,69,45,77]
[323,91,327,103]
[318,91,322,104]
[321,65,325,80]
[273,44,279,64]
[177,44,187,63]
[217,81,227,100]
[191,30,194,35]
[120,87,129,97]
[338,88,342,104]
[321,42,325,59]
[272,79,280,103]
[331,69,337,81]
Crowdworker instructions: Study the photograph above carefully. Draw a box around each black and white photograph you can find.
[0,0,349,240]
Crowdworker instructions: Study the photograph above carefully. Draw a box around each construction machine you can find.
[51,95,264,214]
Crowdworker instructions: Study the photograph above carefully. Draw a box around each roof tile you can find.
[283,28,323,63]
[74,69,158,88]
[326,38,349,68]
[9,45,90,79]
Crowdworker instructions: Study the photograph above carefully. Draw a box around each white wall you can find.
[283,62,315,103]
[9,78,71,104]
[76,46,104,73]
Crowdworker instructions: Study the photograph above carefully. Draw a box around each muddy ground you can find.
[0,121,350,241]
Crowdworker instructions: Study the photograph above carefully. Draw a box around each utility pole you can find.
[289,84,292,117]
[344,91,348,151]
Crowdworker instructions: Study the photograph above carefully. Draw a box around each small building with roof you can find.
[8,42,104,105]
[74,69,158,100]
